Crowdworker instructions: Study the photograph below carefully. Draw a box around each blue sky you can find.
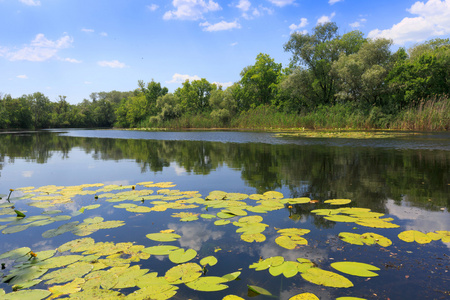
[1,0,449,104]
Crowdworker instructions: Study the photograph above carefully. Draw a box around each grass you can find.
[135,96,450,132]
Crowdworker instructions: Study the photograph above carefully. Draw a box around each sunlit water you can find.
[0,129,448,299]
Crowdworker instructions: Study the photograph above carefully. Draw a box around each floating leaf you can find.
[339,232,392,247]
[42,261,93,284]
[143,245,179,255]
[146,232,181,242]
[289,293,320,300]
[48,278,85,299]
[331,261,380,277]
[301,268,353,288]
[263,191,283,199]
[200,256,218,266]
[222,271,241,282]
[223,295,245,300]
[165,263,203,283]
[269,261,299,278]
[355,218,399,228]
[169,248,197,264]
[200,214,216,219]
[42,221,79,238]
[2,289,51,300]
[275,235,307,249]
[324,199,352,205]
[186,276,229,291]
[241,233,266,243]
[250,256,284,271]
[126,285,178,300]
[398,230,432,244]
[2,225,30,234]
[247,285,272,296]
[58,237,95,253]
[0,247,30,260]
[214,220,231,226]
[35,255,83,269]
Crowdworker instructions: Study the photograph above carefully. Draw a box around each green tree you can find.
[30,92,51,128]
[175,78,216,114]
[332,38,393,107]
[209,84,238,124]
[150,93,182,124]
[239,53,282,110]
[284,23,366,106]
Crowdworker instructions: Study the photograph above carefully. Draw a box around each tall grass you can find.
[136,96,450,131]
[391,96,450,131]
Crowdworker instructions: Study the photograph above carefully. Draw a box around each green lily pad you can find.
[35,255,83,269]
[200,256,218,266]
[275,235,307,249]
[146,232,181,242]
[301,268,353,288]
[222,271,241,281]
[289,293,320,300]
[398,230,432,244]
[169,248,197,264]
[0,247,31,260]
[247,285,272,296]
[142,245,179,255]
[165,263,203,283]
[269,261,299,278]
[126,285,178,300]
[186,276,229,291]
[355,218,399,228]
[339,232,392,247]
[250,256,284,271]
[240,233,266,243]
[2,289,51,300]
[42,221,80,238]
[223,295,245,300]
[2,225,30,234]
[11,279,42,290]
[324,199,352,205]
[200,214,216,219]
[331,261,380,277]
[214,219,231,226]
[42,261,94,284]
[2,266,48,286]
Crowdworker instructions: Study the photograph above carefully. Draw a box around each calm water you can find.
[0,129,449,299]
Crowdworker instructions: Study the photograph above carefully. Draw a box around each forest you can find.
[1,23,449,131]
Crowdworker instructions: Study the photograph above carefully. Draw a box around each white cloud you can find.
[329,0,343,4]
[5,34,73,62]
[84,81,92,85]
[81,28,94,33]
[317,12,336,24]
[17,75,28,79]
[163,0,221,21]
[97,60,127,68]
[368,0,450,45]
[212,81,233,88]
[350,18,367,28]
[230,42,238,46]
[267,0,295,7]
[99,32,108,37]
[237,0,251,11]
[200,20,241,31]
[166,73,201,83]
[242,5,273,19]
[289,17,308,31]
[147,4,159,11]
[61,57,82,63]
[19,0,40,6]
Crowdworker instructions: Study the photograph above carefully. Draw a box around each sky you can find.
[1,0,449,104]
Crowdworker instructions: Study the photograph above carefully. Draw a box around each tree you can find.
[175,78,216,114]
[209,84,238,124]
[284,23,366,106]
[239,53,282,110]
[30,92,51,128]
[150,93,182,124]
[332,38,393,107]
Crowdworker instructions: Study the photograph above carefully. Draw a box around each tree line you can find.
[1,22,449,130]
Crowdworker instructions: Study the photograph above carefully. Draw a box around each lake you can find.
[0,129,449,299]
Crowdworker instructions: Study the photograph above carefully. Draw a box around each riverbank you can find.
[135,97,450,132]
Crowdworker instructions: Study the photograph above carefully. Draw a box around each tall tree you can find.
[239,53,282,110]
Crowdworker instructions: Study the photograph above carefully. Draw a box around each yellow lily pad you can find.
[398,230,432,244]
[331,261,380,277]
[301,268,353,288]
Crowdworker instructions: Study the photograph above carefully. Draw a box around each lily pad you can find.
[169,248,197,264]
[0,247,31,260]
[289,293,320,300]
[398,230,432,244]
[165,263,203,283]
[2,289,51,300]
[331,261,380,277]
[146,232,181,242]
[324,199,352,205]
[186,276,229,291]
[42,261,94,284]
[301,268,353,288]
[247,285,272,296]
[142,245,179,255]
[200,256,218,266]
